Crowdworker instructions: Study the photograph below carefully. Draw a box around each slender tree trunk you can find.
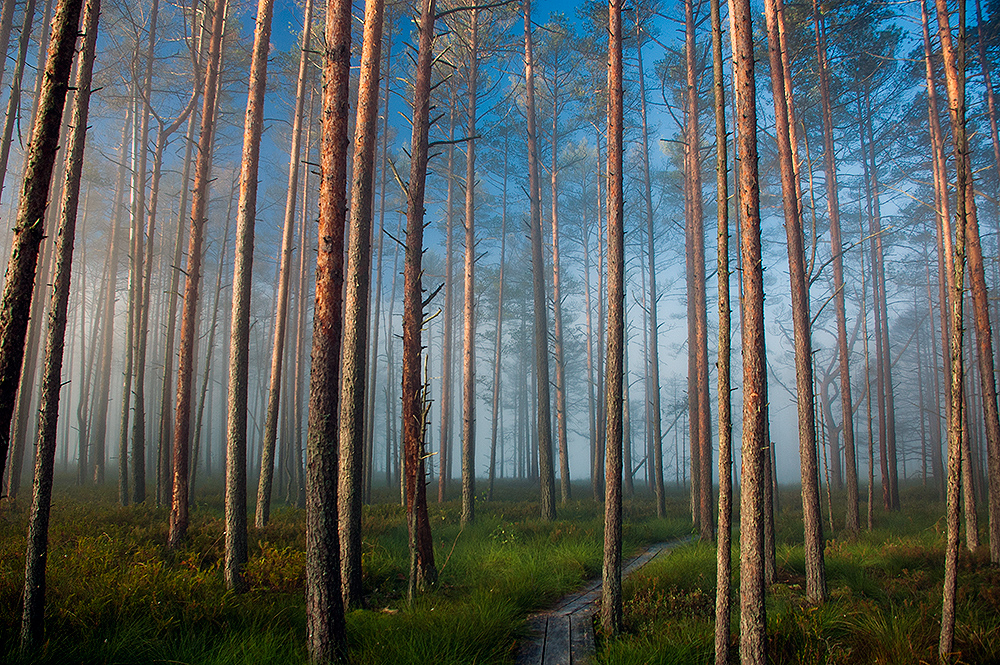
[0,0,18,97]
[765,0,825,602]
[637,13,664,517]
[400,0,438,600]
[19,0,94,649]
[338,0,384,607]
[168,0,226,549]
[437,82,456,503]
[460,9,479,524]
[731,0,767,657]
[229,0,282,574]
[549,63,569,506]
[256,0,313,530]
[158,89,199,505]
[934,0,969,656]
[523,0,556,521]
[813,0,858,533]
[712,0,731,654]
[487,132,508,502]
[0,0,79,493]
[601,0,623,634]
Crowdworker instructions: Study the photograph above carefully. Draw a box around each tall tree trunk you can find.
[549,59,569,506]
[158,87,200,505]
[636,12,664,517]
[226,0,275,591]
[460,8,478,525]
[437,81,456,503]
[304,0,352,649]
[339,0,384,607]
[683,0,712,539]
[601,0,623,634]
[731,0,767,658]
[934,0,969,656]
[523,0,556,521]
[711,0,731,654]
[400,0,438,600]
[764,0,825,602]
[256,0,313,529]
[19,0,93,649]
[0,0,79,493]
[487,131,508,501]
[168,0,226,549]
[813,0,858,533]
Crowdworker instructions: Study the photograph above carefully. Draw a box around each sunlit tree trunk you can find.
[601,0,623,634]
[933,0,969,656]
[438,81,457,503]
[19,0,93,648]
[523,0,556,521]
[731,0,767,658]
[339,0,384,607]
[304,0,351,650]
[460,8,479,524]
[168,0,226,549]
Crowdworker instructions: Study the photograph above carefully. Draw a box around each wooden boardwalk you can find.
[515,537,692,665]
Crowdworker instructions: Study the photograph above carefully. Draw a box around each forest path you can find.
[514,536,693,665]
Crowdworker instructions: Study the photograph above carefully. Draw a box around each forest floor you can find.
[599,486,1000,665]
[1,481,997,664]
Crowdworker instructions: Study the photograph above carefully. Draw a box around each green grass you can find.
[0,479,691,664]
[598,485,1000,665]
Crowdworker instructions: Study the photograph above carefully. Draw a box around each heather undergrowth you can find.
[0,479,689,664]
[599,485,1000,665]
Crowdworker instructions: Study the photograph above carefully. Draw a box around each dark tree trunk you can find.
[19,0,94,649]
[523,0,556,521]
[0,0,80,496]
[401,0,438,599]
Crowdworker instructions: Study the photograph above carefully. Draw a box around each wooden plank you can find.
[543,613,572,665]
[516,615,547,665]
[570,612,595,664]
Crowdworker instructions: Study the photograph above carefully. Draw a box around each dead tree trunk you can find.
[400,0,438,598]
